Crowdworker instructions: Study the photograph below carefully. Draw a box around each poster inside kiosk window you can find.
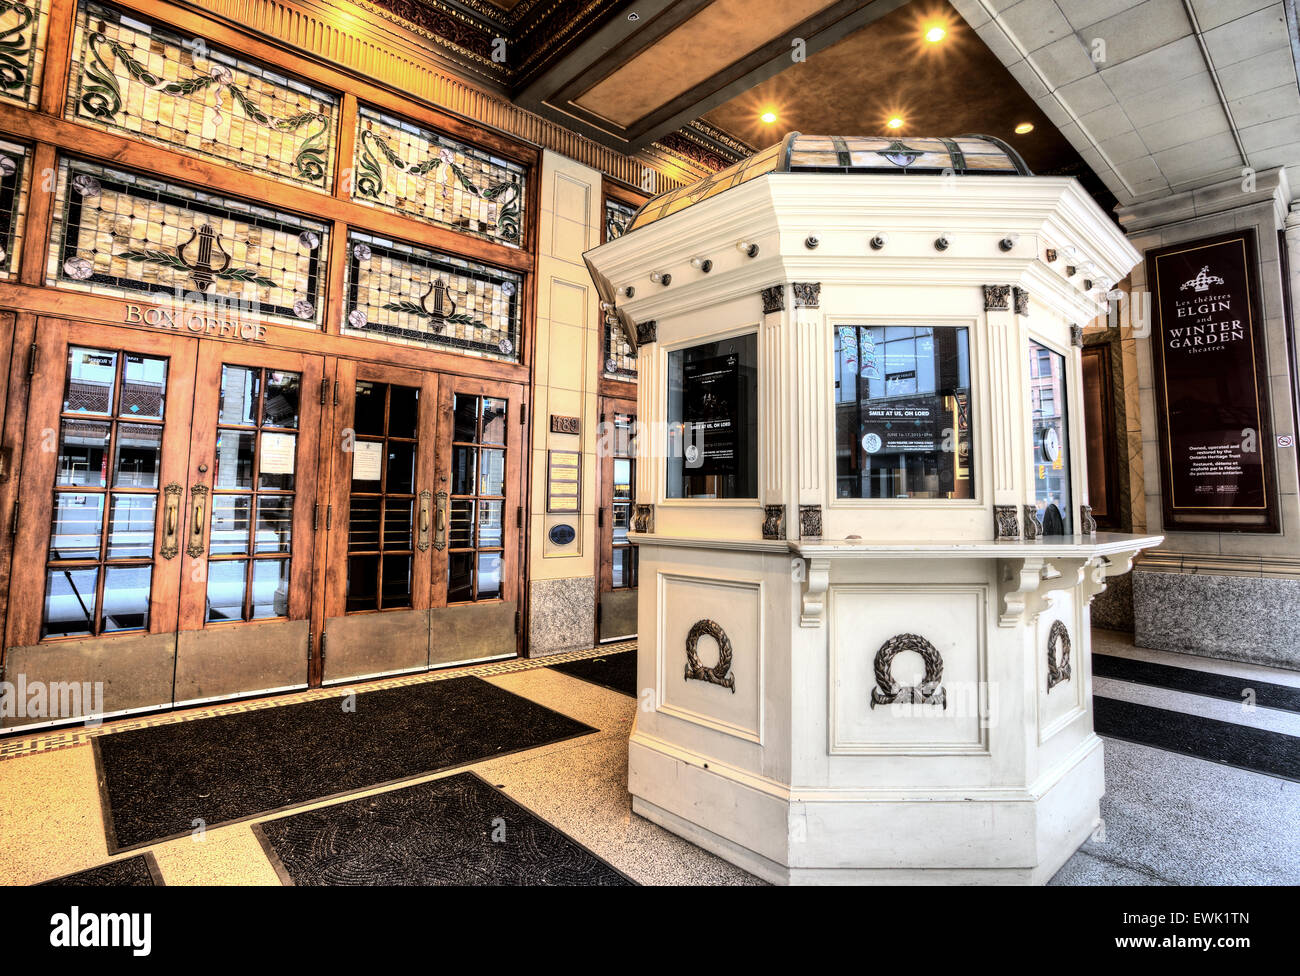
[1147,229,1277,532]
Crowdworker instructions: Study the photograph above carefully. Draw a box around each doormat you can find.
[548,650,638,697]
[95,676,595,852]
[254,771,634,886]
[37,852,163,886]
[1093,654,1300,713]
[1094,696,1300,782]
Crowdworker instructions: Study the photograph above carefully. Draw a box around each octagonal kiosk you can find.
[583,134,1162,884]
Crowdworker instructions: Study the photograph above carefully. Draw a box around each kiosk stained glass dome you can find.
[627,133,1032,233]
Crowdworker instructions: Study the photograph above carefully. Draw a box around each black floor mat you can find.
[254,772,634,886]
[548,651,637,697]
[1094,696,1300,782]
[37,852,163,886]
[95,676,595,852]
[1093,654,1300,713]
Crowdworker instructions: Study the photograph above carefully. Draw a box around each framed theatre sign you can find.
[1147,228,1278,532]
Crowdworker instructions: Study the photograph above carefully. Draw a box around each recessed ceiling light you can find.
[925,25,946,43]
[887,117,904,130]
[761,111,777,124]
[1015,122,1034,134]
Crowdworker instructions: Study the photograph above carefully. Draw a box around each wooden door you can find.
[171,343,325,704]
[4,320,198,725]
[320,361,439,682]
[429,375,525,666]
[596,398,637,641]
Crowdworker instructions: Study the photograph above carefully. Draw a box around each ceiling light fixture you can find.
[1015,122,1034,134]
[925,25,946,43]
[761,111,777,124]
[887,117,904,130]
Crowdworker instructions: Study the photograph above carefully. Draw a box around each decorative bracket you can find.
[996,556,1089,627]
[799,556,831,628]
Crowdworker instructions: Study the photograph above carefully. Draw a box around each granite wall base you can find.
[1090,570,1134,633]
[1133,571,1300,671]
[528,576,595,656]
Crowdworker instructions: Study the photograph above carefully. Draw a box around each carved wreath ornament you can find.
[870,633,947,709]
[685,619,735,692]
[1047,620,1072,691]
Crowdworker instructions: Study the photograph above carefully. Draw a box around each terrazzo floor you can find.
[1,629,1295,886]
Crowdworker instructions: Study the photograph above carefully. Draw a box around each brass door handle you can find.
[433,490,448,551]
[417,490,431,552]
[160,483,182,559]
[186,483,209,558]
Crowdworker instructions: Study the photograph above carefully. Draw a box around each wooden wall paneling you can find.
[38,0,77,118]
[17,143,58,289]
[0,281,532,384]
[0,311,27,649]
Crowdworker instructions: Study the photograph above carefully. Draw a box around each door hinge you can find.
[319,377,328,405]
[598,507,604,528]
[516,505,522,528]
[519,402,527,425]
[25,342,37,376]
[313,502,319,531]
[326,504,332,530]
[9,501,18,537]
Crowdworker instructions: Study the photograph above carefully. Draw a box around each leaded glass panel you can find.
[0,137,30,279]
[0,0,49,109]
[67,0,337,190]
[353,106,526,248]
[603,198,637,379]
[48,157,330,326]
[344,231,522,362]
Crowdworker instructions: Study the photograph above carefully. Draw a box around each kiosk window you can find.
[834,326,974,499]
[667,334,758,499]
[1028,340,1072,534]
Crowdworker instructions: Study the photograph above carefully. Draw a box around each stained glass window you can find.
[344,230,522,362]
[0,138,30,279]
[603,198,638,380]
[0,0,49,109]
[67,0,337,190]
[353,106,526,248]
[48,157,330,327]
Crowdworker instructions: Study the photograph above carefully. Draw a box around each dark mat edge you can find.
[252,770,638,887]
[1093,653,1300,714]
[1094,695,1300,784]
[546,651,637,698]
[100,676,599,854]
[33,851,163,887]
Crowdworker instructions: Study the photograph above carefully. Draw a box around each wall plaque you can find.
[1147,229,1278,532]
[547,450,581,513]
[550,415,580,434]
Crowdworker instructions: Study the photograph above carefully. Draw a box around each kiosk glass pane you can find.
[1028,341,1072,534]
[666,334,758,499]
[834,326,974,499]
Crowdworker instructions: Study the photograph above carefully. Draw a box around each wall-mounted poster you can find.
[1147,228,1278,532]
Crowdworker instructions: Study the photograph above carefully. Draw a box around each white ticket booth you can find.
[584,134,1162,884]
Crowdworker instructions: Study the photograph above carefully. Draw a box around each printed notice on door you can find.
[352,440,384,481]
[260,432,296,475]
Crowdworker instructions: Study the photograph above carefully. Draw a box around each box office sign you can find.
[1147,229,1278,532]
